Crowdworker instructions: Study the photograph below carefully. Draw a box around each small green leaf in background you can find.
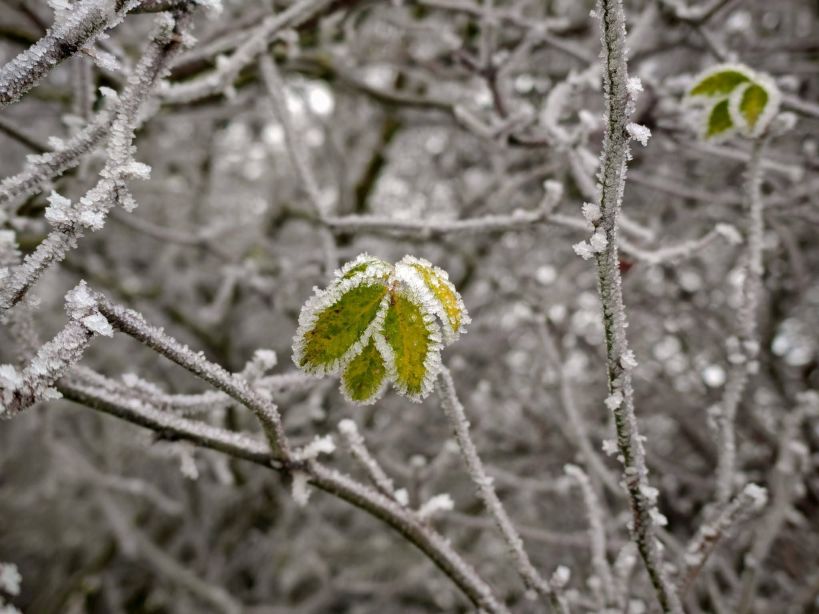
[293,281,388,375]
[686,63,781,141]
[378,290,441,400]
[734,83,769,132]
[706,99,734,139]
[689,66,751,97]
[341,337,387,404]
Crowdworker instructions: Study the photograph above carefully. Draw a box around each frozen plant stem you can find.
[437,367,567,613]
[0,0,133,107]
[589,0,682,611]
[715,137,767,505]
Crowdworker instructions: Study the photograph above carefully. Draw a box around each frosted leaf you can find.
[626,122,651,146]
[81,313,114,337]
[293,254,465,404]
[396,255,469,342]
[605,391,623,410]
[292,273,390,376]
[417,493,454,520]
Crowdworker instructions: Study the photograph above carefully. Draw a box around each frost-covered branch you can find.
[0,282,111,417]
[88,288,292,459]
[58,377,510,613]
[437,366,567,612]
[585,1,682,611]
[679,482,767,595]
[736,394,816,613]
[714,137,767,505]
[0,13,189,314]
[160,0,337,104]
[0,101,117,210]
[325,181,563,237]
[0,0,135,107]
[338,418,405,504]
[259,53,337,276]
[564,464,617,608]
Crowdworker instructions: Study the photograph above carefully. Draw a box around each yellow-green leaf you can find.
[736,83,768,130]
[400,257,468,341]
[706,99,734,139]
[689,67,751,98]
[341,337,387,404]
[378,290,441,401]
[294,282,388,374]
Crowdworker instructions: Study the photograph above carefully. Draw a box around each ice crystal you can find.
[626,123,651,146]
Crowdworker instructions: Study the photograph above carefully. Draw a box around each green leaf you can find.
[734,82,768,131]
[377,289,442,401]
[293,280,388,375]
[705,99,734,140]
[341,337,387,404]
[398,256,469,342]
[689,66,751,98]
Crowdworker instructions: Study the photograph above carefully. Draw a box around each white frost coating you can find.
[394,489,409,506]
[605,391,623,410]
[291,271,391,377]
[589,228,608,252]
[291,470,311,507]
[582,202,602,225]
[44,191,73,227]
[620,350,638,370]
[0,562,21,596]
[626,123,651,146]
[81,313,114,337]
[715,223,743,245]
[332,252,392,281]
[573,240,595,260]
[417,493,454,520]
[626,76,643,100]
[396,255,470,343]
[297,434,336,460]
